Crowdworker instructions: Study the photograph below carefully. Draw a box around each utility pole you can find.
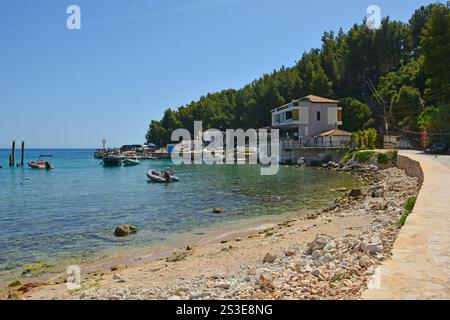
[365,77,387,149]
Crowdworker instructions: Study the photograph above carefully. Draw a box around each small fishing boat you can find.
[28,155,53,170]
[146,170,179,183]
[123,158,140,166]
[102,156,122,167]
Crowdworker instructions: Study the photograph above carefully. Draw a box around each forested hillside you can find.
[146,2,450,146]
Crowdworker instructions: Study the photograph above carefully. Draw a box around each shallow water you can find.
[0,149,359,275]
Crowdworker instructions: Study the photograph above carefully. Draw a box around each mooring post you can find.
[21,141,25,166]
[10,141,15,166]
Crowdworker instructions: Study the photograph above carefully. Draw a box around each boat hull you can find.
[103,157,122,167]
[28,161,46,169]
[123,159,140,166]
[146,170,179,183]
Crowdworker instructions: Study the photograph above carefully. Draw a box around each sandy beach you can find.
[3,164,419,300]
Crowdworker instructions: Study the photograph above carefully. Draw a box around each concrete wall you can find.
[397,154,424,185]
[280,148,346,163]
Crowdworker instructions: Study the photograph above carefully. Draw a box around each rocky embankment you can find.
[76,163,419,300]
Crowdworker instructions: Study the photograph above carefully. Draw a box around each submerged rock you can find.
[114,225,137,237]
[213,207,223,214]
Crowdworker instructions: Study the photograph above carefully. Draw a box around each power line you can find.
[387,123,450,136]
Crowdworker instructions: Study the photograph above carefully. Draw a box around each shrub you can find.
[377,152,389,165]
[389,150,398,162]
[399,196,417,226]
[342,150,355,162]
[354,151,375,163]
[399,213,408,226]
[404,196,417,213]
[352,128,378,150]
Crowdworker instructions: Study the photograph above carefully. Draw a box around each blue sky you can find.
[0,0,439,148]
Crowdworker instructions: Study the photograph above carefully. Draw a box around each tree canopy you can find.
[146,2,450,146]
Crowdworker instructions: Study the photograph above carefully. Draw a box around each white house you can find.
[271,95,343,145]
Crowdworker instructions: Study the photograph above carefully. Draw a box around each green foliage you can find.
[390,86,423,130]
[339,98,372,132]
[404,196,417,213]
[418,103,450,144]
[387,150,398,162]
[421,4,450,97]
[352,128,378,150]
[354,151,376,163]
[377,152,389,165]
[399,196,417,226]
[145,3,450,146]
[399,213,408,226]
[342,150,355,162]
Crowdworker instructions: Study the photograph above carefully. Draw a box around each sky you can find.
[0,0,440,148]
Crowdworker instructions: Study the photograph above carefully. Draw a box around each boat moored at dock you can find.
[123,158,140,166]
[102,156,122,167]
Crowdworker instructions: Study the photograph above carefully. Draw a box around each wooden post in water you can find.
[21,141,25,166]
[10,141,15,166]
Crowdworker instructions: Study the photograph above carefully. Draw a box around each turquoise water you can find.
[0,149,358,274]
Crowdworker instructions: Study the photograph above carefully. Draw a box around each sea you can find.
[0,149,359,281]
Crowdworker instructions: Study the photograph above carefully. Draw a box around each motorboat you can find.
[146,169,179,183]
[102,156,122,167]
[123,158,140,166]
[28,155,53,170]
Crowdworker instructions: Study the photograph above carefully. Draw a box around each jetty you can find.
[94,144,170,160]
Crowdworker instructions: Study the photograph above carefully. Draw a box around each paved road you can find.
[363,150,450,299]
[401,149,450,169]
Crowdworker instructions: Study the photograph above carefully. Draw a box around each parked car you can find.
[425,142,448,154]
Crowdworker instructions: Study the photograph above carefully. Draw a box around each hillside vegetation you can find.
[146,3,450,146]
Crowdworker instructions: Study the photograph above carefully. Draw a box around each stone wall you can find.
[397,154,424,185]
[280,148,346,164]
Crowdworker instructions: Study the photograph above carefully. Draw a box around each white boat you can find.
[146,170,179,183]
[123,158,140,166]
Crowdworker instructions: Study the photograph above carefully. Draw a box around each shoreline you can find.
[3,164,419,300]
[0,207,316,295]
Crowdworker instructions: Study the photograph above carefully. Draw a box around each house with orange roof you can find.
[271,95,344,143]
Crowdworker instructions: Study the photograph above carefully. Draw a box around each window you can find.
[292,109,299,121]
[337,110,343,121]
[285,111,292,120]
[316,111,321,121]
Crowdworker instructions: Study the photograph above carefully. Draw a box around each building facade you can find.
[271,95,343,144]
